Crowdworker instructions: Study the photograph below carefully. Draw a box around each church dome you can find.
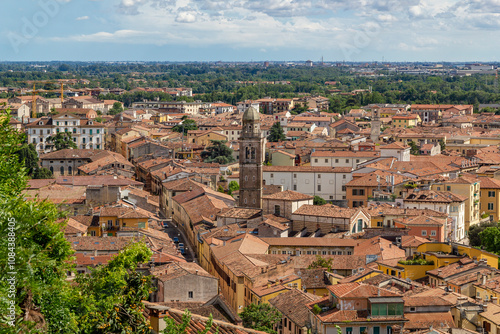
[242,106,260,121]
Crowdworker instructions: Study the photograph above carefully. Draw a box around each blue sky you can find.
[2,0,500,62]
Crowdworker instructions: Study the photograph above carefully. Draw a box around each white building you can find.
[402,190,466,242]
[263,166,353,204]
[310,151,380,169]
[26,113,105,153]
[237,100,260,114]
[379,142,411,162]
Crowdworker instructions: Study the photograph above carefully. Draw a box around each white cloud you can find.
[76,16,89,20]
[176,12,197,22]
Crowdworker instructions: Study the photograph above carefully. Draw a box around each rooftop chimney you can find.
[195,270,198,275]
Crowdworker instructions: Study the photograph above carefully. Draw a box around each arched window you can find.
[244,198,247,204]
[56,128,60,133]
[68,166,72,175]
[245,176,248,181]
[60,166,64,175]
[72,128,76,133]
[64,128,68,132]
[251,148,256,160]
[49,166,53,174]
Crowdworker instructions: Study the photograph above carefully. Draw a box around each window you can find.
[360,327,367,334]
[346,328,353,334]
[447,186,451,191]
[488,203,494,210]
[274,205,281,216]
[317,174,321,179]
[422,230,427,236]
[343,174,346,179]
[325,159,328,163]
[489,191,496,197]
[314,159,318,163]
[342,186,346,191]
[293,185,297,190]
[90,231,96,236]
[410,307,416,312]
[431,230,436,236]
[317,185,321,191]
[270,173,274,178]
[188,291,193,299]
[335,159,339,163]
[60,166,64,175]
[293,174,297,178]
[346,159,350,163]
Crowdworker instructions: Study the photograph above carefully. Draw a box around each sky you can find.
[1,0,500,62]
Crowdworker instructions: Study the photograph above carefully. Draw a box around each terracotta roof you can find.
[151,262,215,282]
[328,283,401,298]
[292,204,364,219]
[262,190,313,201]
[263,166,352,173]
[40,149,101,160]
[55,175,143,187]
[394,215,446,226]
[405,190,467,203]
[310,151,379,158]
[479,177,500,189]
[404,312,455,330]
[479,302,500,324]
[67,236,134,252]
[269,289,320,327]
[144,303,267,334]
[403,296,453,307]
[426,258,477,278]
[260,237,357,247]
[64,218,89,235]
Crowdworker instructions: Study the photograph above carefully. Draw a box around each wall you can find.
[161,274,218,302]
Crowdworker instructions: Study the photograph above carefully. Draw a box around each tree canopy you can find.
[200,140,235,164]
[107,102,124,115]
[240,303,281,334]
[267,122,286,142]
[313,196,327,206]
[47,132,77,151]
[172,119,198,135]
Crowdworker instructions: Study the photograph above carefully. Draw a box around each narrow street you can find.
[161,219,198,263]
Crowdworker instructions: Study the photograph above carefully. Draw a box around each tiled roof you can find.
[40,149,101,160]
[269,289,320,327]
[310,151,379,158]
[479,177,500,189]
[144,303,268,334]
[292,204,363,219]
[263,166,352,173]
[262,190,313,201]
[260,237,357,247]
[394,215,446,226]
[151,262,215,282]
[64,218,89,235]
[328,283,401,298]
[405,190,467,203]
[218,208,262,219]
[55,175,143,187]
[426,258,477,278]
[404,312,455,330]
[480,302,500,324]
[67,236,134,251]
[403,296,453,307]
[401,235,430,248]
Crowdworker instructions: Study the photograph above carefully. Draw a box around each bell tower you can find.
[239,106,263,209]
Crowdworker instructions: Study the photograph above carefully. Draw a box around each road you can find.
[162,219,198,263]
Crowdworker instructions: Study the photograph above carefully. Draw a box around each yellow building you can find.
[90,206,149,237]
[377,242,498,281]
[431,176,480,230]
[391,114,420,128]
[186,130,227,146]
[479,177,500,222]
[249,275,301,304]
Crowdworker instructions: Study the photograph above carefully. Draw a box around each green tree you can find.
[15,143,39,176]
[479,226,500,253]
[70,242,154,334]
[161,309,217,334]
[240,303,281,334]
[108,102,124,115]
[308,255,333,271]
[172,119,198,135]
[408,140,420,155]
[313,196,327,205]
[228,181,239,195]
[267,122,286,142]
[0,110,76,333]
[439,139,446,151]
[47,132,77,150]
[469,221,498,247]
[201,140,235,164]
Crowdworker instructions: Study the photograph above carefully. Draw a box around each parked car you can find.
[179,248,185,255]
[173,237,179,243]
[178,243,184,249]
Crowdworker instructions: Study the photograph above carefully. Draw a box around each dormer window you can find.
[89,121,93,125]
[38,121,43,125]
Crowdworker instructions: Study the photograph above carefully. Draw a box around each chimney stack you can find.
[483,274,487,286]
